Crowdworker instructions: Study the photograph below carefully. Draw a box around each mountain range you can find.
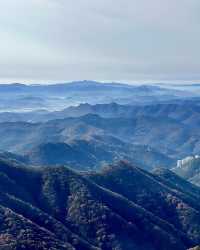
[1,81,200,249]
[1,100,200,169]
[0,112,176,170]
[0,81,195,112]
[0,158,200,249]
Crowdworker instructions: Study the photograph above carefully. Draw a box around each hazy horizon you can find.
[0,79,200,86]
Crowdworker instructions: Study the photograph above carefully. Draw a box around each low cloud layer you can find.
[0,0,199,83]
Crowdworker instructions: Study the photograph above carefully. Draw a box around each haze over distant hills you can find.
[1,99,200,169]
[1,81,200,249]
[1,81,200,170]
[0,81,196,112]
[1,0,200,248]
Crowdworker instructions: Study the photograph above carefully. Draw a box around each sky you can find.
[0,0,200,84]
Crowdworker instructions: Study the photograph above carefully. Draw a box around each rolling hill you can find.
[0,115,175,170]
[1,101,200,166]
[0,158,200,249]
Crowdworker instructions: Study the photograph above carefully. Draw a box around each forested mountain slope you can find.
[0,159,200,249]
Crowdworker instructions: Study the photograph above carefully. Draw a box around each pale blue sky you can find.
[0,0,200,83]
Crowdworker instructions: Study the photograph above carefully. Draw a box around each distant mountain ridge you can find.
[0,81,183,92]
[0,81,195,112]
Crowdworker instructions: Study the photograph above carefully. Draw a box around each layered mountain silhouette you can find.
[1,99,200,122]
[0,81,197,113]
[2,99,200,169]
[1,81,200,249]
[0,159,200,249]
[0,81,195,112]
